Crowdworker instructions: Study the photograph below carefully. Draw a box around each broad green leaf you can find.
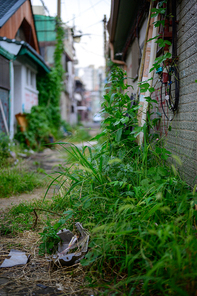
[115,128,122,142]
[114,120,121,126]
[153,20,165,27]
[147,35,160,42]
[120,117,129,124]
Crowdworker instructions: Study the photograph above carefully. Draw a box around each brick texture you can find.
[150,0,197,186]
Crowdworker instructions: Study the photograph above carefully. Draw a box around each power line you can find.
[39,0,50,15]
[102,0,110,4]
[77,33,103,37]
[79,45,104,57]
[84,20,102,30]
[77,0,81,16]
[65,0,103,24]
[89,0,98,17]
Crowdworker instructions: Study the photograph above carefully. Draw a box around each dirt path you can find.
[0,140,97,210]
[0,138,99,296]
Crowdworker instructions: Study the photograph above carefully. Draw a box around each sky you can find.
[31,0,111,68]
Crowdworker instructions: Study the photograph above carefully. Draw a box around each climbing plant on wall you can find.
[15,17,65,148]
[37,17,65,130]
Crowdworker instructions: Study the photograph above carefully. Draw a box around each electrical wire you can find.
[77,0,81,16]
[159,3,179,121]
[89,0,98,17]
[65,0,103,24]
[160,81,174,122]
[39,0,50,15]
[78,44,104,57]
[102,0,110,5]
[80,33,103,37]
[84,20,102,29]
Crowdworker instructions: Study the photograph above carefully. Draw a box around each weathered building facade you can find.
[0,0,49,137]
[108,0,197,186]
[33,10,78,125]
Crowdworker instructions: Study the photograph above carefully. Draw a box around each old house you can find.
[107,0,197,186]
[33,9,78,125]
[0,0,50,137]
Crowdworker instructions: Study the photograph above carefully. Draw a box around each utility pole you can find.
[57,0,61,18]
[103,15,107,75]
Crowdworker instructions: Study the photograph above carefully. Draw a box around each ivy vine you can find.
[15,17,65,148]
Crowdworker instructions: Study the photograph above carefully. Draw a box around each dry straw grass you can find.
[0,231,95,295]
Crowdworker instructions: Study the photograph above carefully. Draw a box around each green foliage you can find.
[38,65,197,295]
[151,7,166,18]
[0,202,36,235]
[24,106,51,147]
[0,132,10,166]
[4,3,196,295]
[100,66,139,150]
[39,218,66,254]
[0,198,60,235]
[15,17,65,149]
[0,167,44,198]
[37,17,64,126]
[67,125,91,142]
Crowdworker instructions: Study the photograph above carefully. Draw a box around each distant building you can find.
[0,0,50,137]
[76,65,105,120]
[107,0,197,186]
[33,9,78,125]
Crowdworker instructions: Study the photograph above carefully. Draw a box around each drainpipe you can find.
[136,1,153,99]
[9,60,14,139]
[109,42,127,72]
[139,7,159,146]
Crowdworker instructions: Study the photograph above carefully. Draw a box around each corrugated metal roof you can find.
[0,0,26,28]
[34,15,56,42]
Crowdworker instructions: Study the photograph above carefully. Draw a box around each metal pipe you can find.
[109,42,127,71]
[139,4,159,145]
[136,1,153,100]
[57,0,61,18]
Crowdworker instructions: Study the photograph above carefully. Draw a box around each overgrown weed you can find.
[0,196,62,235]
[37,66,197,295]
[0,167,45,198]
[1,66,197,295]
[66,125,92,143]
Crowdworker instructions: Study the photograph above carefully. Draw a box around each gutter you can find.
[107,0,120,43]
[109,42,127,71]
[0,37,50,73]
[0,46,14,60]
[18,47,50,73]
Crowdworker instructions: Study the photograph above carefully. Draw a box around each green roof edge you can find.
[19,47,50,73]
[0,46,15,60]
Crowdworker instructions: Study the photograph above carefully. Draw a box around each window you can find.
[30,72,34,87]
[26,68,29,85]
[0,55,10,90]
[26,68,36,88]
[46,46,55,65]
[65,29,69,39]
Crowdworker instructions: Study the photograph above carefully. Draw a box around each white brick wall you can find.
[150,0,197,186]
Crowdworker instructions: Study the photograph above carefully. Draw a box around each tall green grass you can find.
[2,66,194,295]
[46,139,197,295]
[0,167,45,198]
[40,66,197,295]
